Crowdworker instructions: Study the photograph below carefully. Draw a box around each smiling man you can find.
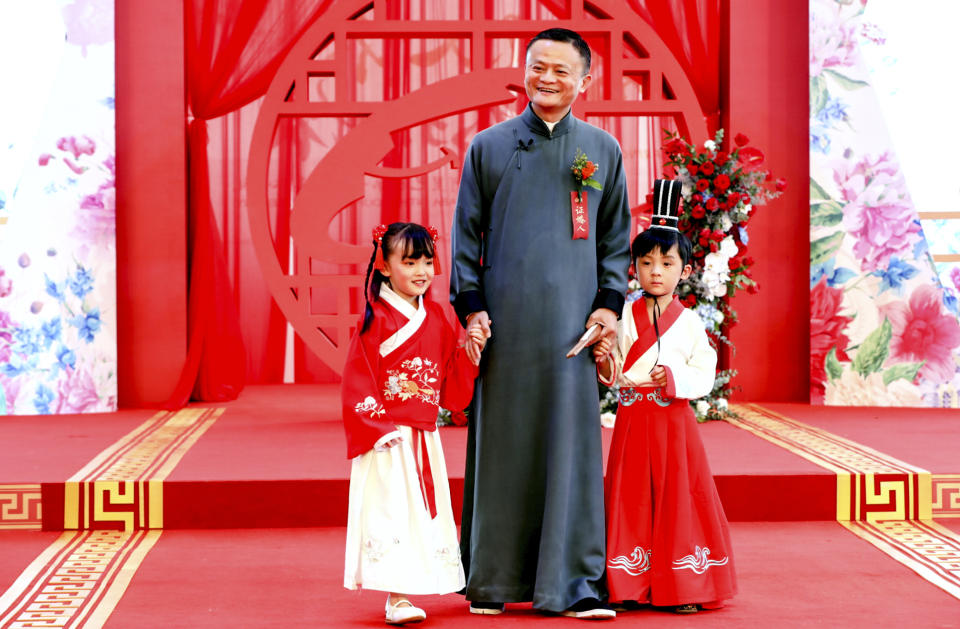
[450,28,631,619]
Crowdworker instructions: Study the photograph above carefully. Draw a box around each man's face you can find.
[523,39,592,122]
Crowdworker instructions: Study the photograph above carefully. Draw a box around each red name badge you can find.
[571,190,589,240]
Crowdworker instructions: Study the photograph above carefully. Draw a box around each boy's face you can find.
[634,244,692,298]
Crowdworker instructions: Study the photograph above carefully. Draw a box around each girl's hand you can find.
[381,435,403,449]
[650,365,668,388]
[465,312,491,365]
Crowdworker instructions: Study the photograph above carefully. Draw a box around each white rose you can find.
[719,235,739,258]
[720,214,733,231]
[716,398,728,409]
[695,400,710,415]
[704,139,717,151]
[743,203,753,214]
[600,412,616,428]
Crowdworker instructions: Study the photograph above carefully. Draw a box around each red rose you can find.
[775,177,788,192]
[696,178,710,192]
[743,255,755,267]
[684,295,698,307]
[686,162,699,176]
[692,193,702,203]
[691,205,706,219]
[728,256,742,270]
[727,192,740,206]
[734,132,749,147]
[709,241,718,253]
[716,151,729,164]
[664,138,686,155]
[713,174,731,192]
[584,162,597,179]
[705,197,719,211]
[747,282,759,294]
[809,278,853,403]
[712,230,725,242]
[741,194,752,206]
[678,218,691,232]
[700,161,716,176]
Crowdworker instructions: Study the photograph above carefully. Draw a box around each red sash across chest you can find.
[622,296,684,373]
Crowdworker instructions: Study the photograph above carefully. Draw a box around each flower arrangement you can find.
[571,148,602,200]
[663,129,784,420]
[600,129,784,422]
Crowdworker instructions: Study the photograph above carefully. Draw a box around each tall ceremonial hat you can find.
[650,178,683,232]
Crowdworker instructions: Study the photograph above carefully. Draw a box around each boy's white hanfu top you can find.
[602,295,717,400]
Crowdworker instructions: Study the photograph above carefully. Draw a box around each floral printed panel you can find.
[0,0,116,414]
[809,0,960,407]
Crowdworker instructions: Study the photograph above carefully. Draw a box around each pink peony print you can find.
[809,5,860,77]
[0,266,11,298]
[810,278,853,403]
[54,367,102,414]
[882,285,960,385]
[834,152,921,272]
[951,266,960,293]
[61,0,114,57]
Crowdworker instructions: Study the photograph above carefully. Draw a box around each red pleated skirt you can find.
[605,389,737,606]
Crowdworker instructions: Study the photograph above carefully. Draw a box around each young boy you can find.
[594,179,737,613]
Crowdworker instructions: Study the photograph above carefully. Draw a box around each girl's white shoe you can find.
[385,597,426,625]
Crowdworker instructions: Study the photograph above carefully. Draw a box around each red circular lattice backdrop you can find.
[247,0,708,374]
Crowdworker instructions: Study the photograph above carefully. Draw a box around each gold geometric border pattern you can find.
[727,403,927,475]
[932,475,960,519]
[840,519,960,600]
[0,484,42,530]
[64,408,222,531]
[727,403,960,601]
[0,529,160,628]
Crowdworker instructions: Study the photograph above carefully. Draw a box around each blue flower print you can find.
[41,318,62,348]
[68,267,94,299]
[815,96,848,126]
[33,384,55,414]
[811,258,856,288]
[71,308,101,343]
[56,346,76,371]
[874,257,918,294]
[45,274,65,300]
[13,327,40,355]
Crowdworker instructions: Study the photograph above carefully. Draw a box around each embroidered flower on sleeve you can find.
[355,396,385,419]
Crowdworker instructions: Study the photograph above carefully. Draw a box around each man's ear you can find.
[578,72,593,94]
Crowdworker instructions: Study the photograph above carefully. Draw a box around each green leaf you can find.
[852,319,891,376]
[825,347,843,381]
[810,231,844,267]
[584,179,603,191]
[810,75,828,114]
[824,68,869,91]
[810,177,833,201]
[810,200,844,227]
[882,362,923,386]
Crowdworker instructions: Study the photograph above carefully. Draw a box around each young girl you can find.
[342,222,485,625]
[594,179,736,613]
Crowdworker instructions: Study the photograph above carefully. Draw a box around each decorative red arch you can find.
[247,0,709,374]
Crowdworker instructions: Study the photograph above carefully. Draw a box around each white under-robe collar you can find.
[378,282,426,357]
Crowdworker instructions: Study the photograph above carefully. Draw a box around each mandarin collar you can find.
[520,103,576,139]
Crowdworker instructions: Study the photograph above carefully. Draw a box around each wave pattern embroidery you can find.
[608,546,652,576]
[671,546,728,574]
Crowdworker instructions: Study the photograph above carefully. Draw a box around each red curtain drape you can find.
[628,0,722,125]
[165,0,333,407]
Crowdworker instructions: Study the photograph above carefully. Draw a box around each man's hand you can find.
[465,311,492,365]
[585,307,617,361]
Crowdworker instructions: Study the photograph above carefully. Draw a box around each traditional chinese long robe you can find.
[450,104,631,611]
[602,296,737,607]
[342,284,477,595]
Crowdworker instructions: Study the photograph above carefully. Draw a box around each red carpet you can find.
[0,524,939,628]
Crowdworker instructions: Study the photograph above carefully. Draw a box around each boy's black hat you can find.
[650,178,683,232]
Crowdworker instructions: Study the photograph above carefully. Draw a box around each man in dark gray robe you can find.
[450,28,631,617]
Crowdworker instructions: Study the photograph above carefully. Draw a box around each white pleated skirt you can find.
[344,425,465,595]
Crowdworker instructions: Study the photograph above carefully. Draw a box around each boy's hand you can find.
[650,365,668,388]
[592,337,612,361]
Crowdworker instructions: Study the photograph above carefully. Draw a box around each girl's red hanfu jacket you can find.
[341,284,478,458]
